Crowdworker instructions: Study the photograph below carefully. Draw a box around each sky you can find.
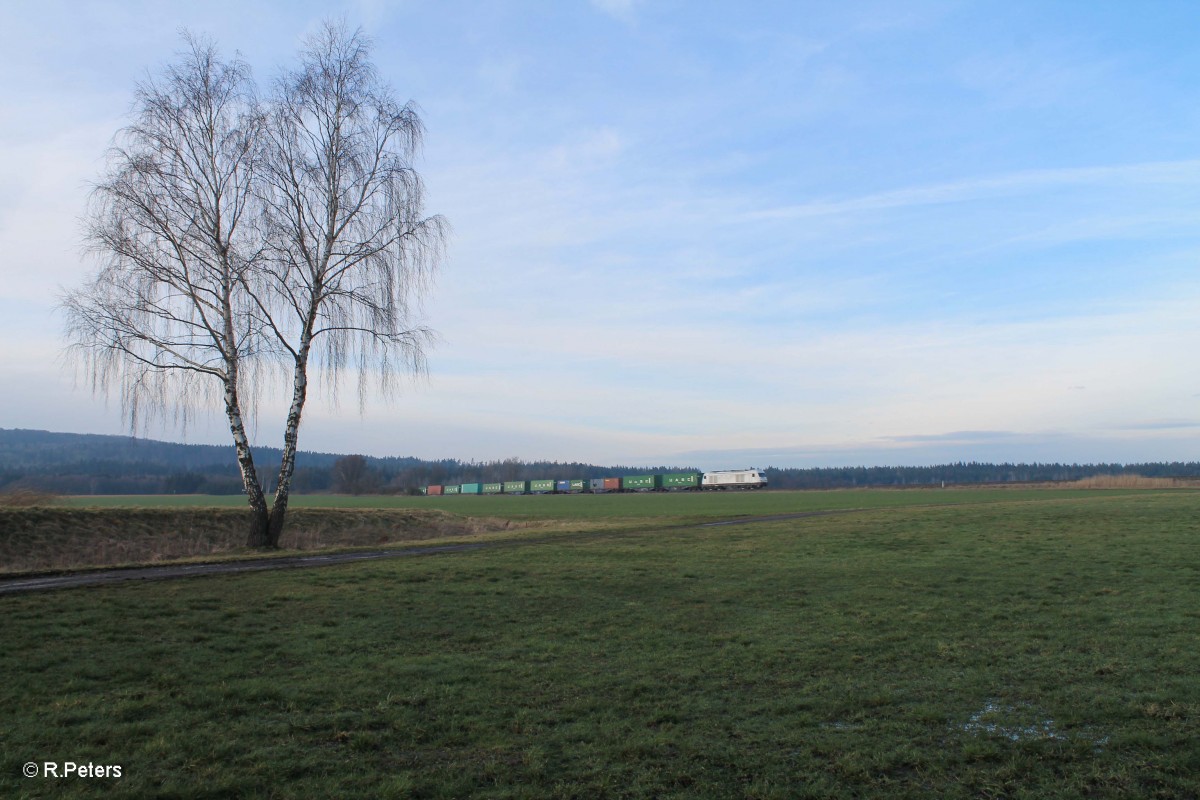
[4,0,1200,470]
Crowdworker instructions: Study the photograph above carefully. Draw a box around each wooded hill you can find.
[3,428,1198,495]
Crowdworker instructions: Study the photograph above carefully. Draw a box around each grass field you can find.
[59,484,1172,519]
[5,487,1173,573]
[2,490,1198,797]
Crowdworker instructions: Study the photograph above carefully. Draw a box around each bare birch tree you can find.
[251,21,446,546]
[63,23,445,548]
[63,34,276,542]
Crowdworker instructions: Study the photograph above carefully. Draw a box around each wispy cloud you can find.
[955,42,1113,109]
[589,0,638,24]
[742,160,1200,222]
[477,54,523,94]
[1110,420,1200,432]
[542,127,625,172]
[882,430,1021,444]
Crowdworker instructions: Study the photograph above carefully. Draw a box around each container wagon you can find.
[461,483,483,495]
[504,480,529,495]
[530,479,556,494]
[482,482,503,495]
[427,485,443,496]
[622,474,662,491]
[443,484,461,495]
[662,472,701,490]
[555,479,586,493]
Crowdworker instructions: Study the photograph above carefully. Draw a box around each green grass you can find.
[2,491,1198,798]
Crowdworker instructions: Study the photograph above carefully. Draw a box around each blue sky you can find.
[4,0,1200,469]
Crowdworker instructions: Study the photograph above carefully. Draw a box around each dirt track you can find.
[0,510,853,595]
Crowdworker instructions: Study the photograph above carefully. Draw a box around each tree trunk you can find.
[266,499,288,549]
[224,377,273,548]
[246,503,272,549]
[263,345,311,549]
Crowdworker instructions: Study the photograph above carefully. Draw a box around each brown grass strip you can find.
[0,507,519,574]
[1067,474,1200,489]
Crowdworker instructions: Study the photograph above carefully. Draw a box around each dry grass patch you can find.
[1069,474,1200,489]
[0,488,62,507]
[0,507,522,574]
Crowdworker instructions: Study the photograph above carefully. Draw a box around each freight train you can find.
[422,468,768,496]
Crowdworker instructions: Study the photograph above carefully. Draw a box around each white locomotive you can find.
[702,468,768,490]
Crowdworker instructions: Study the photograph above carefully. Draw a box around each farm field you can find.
[2,490,1198,798]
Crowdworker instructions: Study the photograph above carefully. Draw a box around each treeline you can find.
[318,459,1200,493]
[0,430,693,496]
[0,429,409,496]
[762,462,1200,489]
[3,429,1200,495]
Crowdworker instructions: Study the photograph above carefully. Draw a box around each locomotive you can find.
[422,468,768,495]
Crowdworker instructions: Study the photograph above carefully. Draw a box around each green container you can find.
[482,483,503,495]
[461,483,482,495]
[622,474,662,491]
[530,479,556,493]
[504,480,529,494]
[419,486,428,495]
[443,484,461,495]
[662,472,701,489]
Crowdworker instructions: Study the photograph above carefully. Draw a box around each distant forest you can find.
[3,428,1199,495]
